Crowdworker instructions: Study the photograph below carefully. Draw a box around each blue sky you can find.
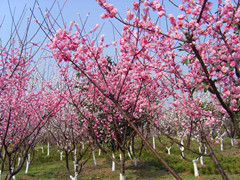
[0,0,135,46]
[0,0,182,45]
[0,0,220,45]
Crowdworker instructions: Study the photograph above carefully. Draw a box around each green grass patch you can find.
[1,137,240,179]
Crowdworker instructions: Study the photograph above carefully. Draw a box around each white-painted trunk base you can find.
[92,151,97,166]
[120,173,126,180]
[47,142,50,156]
[231,138,234,146]
[220,138,224,151]
[11,167,16,180]
[112,153,116,171]
[25,160,30,174]
[180,146,184,158]
[40,147,44,153]
[200,156,204,165]
[134,157,138,167]
[153,137,156,150]
[71,161,78,180]
[192,159,199,177]
[73,161,78,171]
[60,151,64,161]
[75,172,78,180]
[198,145,204,165]
[180,139,184,159]
[17,157,21,167]
[74,149,77,162]
[70,172,78,180]
[181,151,184,159]
[166,147,171,155]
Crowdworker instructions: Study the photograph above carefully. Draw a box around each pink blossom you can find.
[133,2,140,10]
[158,11,165,17]
[100,13,108,19]
[221,66,229,73]
[204,122,210,126]
[143,0,149,6]
[231,99,237,105]
[225,90,230,96]
[140,71,149,82]
[177,14,184,20]
[45,12,50,18]
[215,21,223,27]
[90,24,99,33]
[112,41,117,46]
[127,11,134,20]
[153,2,162,11]
[110,8,118,18]
[31,42,38,46]
[173,100,180,107]
[178,4,185,11]
[176,21,183,28]
[188,20,196,28]
[168,14,176,25]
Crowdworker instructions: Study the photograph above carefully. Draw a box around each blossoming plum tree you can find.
[45,0,240,179]
[0,43,62,180]
[0,3,63,179]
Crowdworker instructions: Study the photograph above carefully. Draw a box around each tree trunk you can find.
[166,147,171,155]
[119,149,125,180]
[134,157,138,167]
[112,152,116,171]
[220,137,224,151]
[5,174,12,180]
[205,138,229,180]
[47,142,50,156]
[153,137,156,150]
[192,159,199,177]
[92,150,97,166]
[25,160,30,174]
[17,157,21,167]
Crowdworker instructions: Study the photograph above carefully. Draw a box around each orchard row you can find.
[0,1,240,180]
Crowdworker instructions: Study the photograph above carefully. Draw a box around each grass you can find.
[1,137,240,179]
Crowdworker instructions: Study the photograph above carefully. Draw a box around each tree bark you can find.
[120,149,126,180]
[204,137,228,180]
